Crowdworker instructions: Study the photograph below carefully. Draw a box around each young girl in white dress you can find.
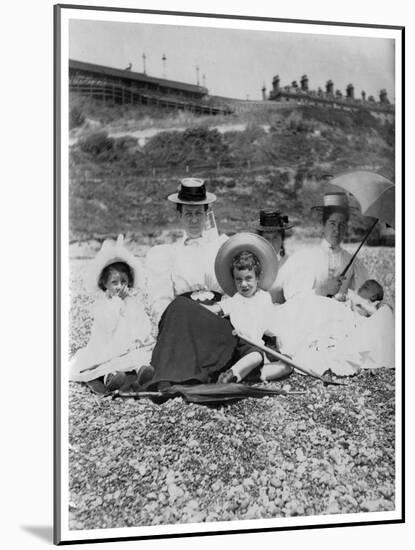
[69,235,155,393]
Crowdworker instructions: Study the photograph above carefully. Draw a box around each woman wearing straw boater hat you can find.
[146,178,227,321]
[252,209,296,304]
[261,193,393,378]
[277,191,369,300]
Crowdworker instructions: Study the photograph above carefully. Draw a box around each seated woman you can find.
[145,178,234,389]
[252,209,296,304]
[256,195,394,376]
[279,192,369,300]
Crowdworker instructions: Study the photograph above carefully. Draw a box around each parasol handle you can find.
[340,218,378,278]
[111,390,163,399]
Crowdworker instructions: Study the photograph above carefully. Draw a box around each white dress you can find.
[279,239,369,300]
[146,231,228,321]
[268,293,395,376]
[69,292,154,382]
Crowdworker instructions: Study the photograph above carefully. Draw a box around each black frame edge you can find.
[54,3,62,546]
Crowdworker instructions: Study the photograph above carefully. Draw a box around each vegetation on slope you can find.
[68,95,395,244]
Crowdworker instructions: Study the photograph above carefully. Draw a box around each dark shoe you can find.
[263,335,278,350]
[86,377,107,395]
[136,364,155,387]
[104,371,127,392]
[244,365,262,383]
[217,369,237,384]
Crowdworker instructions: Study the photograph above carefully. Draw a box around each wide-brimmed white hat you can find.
[85,234,144,293]
[214,232,279,296]
[168,178,216,205]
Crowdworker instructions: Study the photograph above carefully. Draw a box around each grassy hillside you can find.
[68,95,395,243]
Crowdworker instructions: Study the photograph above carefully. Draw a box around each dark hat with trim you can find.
[168,178,216,205]
[214,232,279,296]
[252,210,296,232]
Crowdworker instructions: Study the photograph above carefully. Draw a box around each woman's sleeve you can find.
[203,233,229,292]
[146,244,175,322]
[280,251,317,300]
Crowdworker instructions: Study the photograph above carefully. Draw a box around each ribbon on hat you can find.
[322,193,349,208]
[259,210,289,227]
[178,178,207,202]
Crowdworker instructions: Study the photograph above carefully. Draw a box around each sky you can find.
[69,18,395,102]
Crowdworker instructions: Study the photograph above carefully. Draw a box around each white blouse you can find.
[278,239,369,300]
[146,232,228,321]
[221,289,274,343]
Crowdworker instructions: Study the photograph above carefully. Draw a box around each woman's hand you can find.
[318,276,344,297]
[201,303,222,315]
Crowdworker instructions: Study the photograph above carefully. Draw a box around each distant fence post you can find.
[152,167,156,176]
[186,165,189,173]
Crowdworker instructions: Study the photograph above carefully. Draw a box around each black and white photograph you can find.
[54,3,403,545]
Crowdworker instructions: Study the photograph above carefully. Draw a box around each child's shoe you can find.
[217,369,237,384]
[136,364,155,387]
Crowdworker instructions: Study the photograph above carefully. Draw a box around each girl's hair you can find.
[322,206,350,225]
[257,229,286,257]
[176,203,209,213]
[358,279,384,302]
[98,262,134,291]
[231,251,261,278]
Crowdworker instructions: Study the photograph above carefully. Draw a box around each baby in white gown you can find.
[275,278,394,377]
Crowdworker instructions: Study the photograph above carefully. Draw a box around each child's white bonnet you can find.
[85,234,145,293]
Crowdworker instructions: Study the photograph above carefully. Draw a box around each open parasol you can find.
[328,171,395,276]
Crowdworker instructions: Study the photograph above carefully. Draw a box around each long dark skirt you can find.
[145,296,253,390]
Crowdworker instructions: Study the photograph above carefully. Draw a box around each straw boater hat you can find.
[214,232,279,296]
[85,234,144,293]
[252,210,296,232]
[167,178,216,205]
[311,191,355,213]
